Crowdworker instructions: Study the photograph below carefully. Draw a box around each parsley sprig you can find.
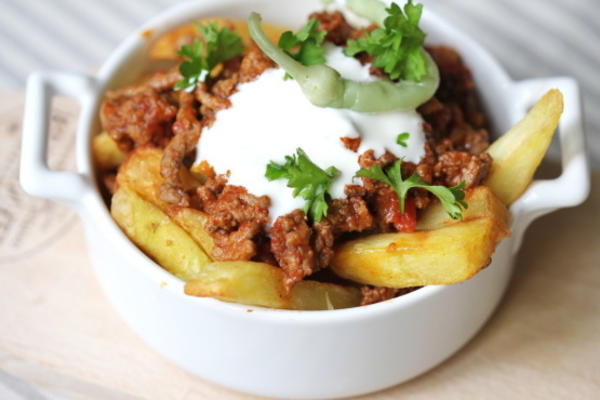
[344,1,428,82]
[266,148,340,222]
[278,18,327,79]
[357,160,467,219]
[174,23,244,91]
[396,132,410,147]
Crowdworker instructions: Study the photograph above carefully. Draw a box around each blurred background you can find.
[0,0,598,168]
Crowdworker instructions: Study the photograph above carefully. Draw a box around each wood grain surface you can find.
[1,96,598,399]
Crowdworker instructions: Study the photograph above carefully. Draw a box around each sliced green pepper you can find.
[247,10,439,113]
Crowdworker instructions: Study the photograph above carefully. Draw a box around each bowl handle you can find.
[508,77,590,254]
[20,71,97,210]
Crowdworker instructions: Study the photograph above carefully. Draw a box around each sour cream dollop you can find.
[195,45,426,222]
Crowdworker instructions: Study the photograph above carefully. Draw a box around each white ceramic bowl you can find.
[19,1,590,398]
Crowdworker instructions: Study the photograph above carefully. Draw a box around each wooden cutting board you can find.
[1,94,598,399]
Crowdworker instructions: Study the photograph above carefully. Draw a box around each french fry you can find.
[169,207,215,256]
[417,186,510,231]
[92,131,125,170]
[116,148,359,309]
[116,147,199,208]
[289,281,363,311]
[116,147,215,255]
[485,90,564,205]
[116,147,166,208]
[185,261,362,310]
[330,217,509,289]
[149,18,288,60]
[111,187,211,281]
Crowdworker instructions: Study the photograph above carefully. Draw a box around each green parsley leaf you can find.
[278,18,327,79]
[266,148,340,222]
[356,159,467,219]
[344,0,428,82]
[396,132,410,147]
[175,23,244,92]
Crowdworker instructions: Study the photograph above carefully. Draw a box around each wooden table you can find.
[1,95,598,399]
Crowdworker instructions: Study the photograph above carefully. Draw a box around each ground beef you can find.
[371,188,406,232]
[100,89,177,151]
[411,46,493,202]
[419,98,452,140]
[463,127,489,155]
[312,221,335,273]
[104,67,182,99]
[221,55,244,78]
[204,185,270,261]
[195,173,227,207]
[194,81,231,112]
[357,150,399,210]
[271,195,373,287]
[159,90,203,206]
[211,73,239,99]
[145,67,182,92]
[357,153,436,231]
[340,136,361,152]
[426,46,486,128]
[310,11,355,45]
[253,235,278,266]
[206,56,244,101]
[419,46,490,154]
[312,195,374,268]
[358,149,398,169]
[360,286,419,306]
[322,196,374,234]
[433,151,492,188]
[239,47,275,83]
[420,100,490,155]
[357,149,428,227]
[361,287,399,306]
[271,210,316,288]
[194,81,232,127]
[100,67,182,152]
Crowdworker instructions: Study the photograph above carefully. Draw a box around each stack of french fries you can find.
[104,147,363,309]
[94,30,564,310]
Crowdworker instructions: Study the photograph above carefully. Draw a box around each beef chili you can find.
[98,7,493,306]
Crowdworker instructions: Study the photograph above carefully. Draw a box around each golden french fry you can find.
[111,187,211,281]
[149,17,288,60]
[169,207,215,256]
[417,186,510,231]
[117,147,199,208]
[331,217,509,288]
[185,261,362,310]
[116,146,167,208]
[116,147,214,254]
[485,90,564,205]
[289,281,363,311]
[115,148,358,309]
[92,131,125,170]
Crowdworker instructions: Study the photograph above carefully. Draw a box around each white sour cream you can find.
[195,45,426,223]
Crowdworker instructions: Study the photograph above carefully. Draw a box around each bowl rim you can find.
[81,0,515,321]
